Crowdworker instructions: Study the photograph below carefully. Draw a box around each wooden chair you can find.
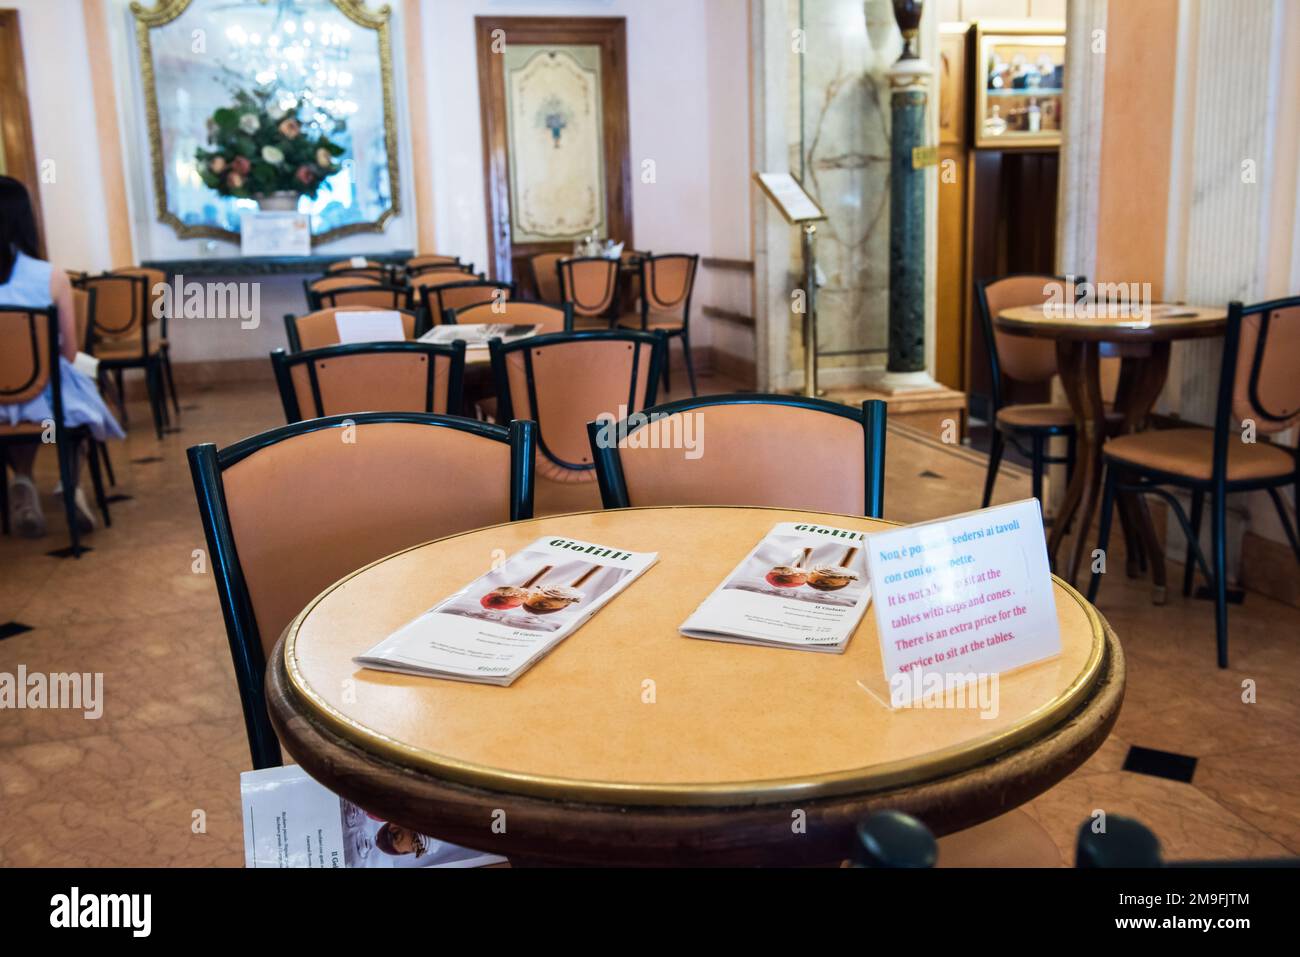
[283,306,421,353]
[406,254,473,280]
[0,307,110,554]
[420,280,513,328]
[589,394,886,517]
[1089,296,1300,668]
[449,300,573,335]
[188,412,537,768]
[530,252,566,303]
[490,330,664,485]
[110,266,181,421]
[79,272,170,439]
[558,257,620,330]
[616,253,700,396]
[325,259,394,284]
[270,341,467,422]
[315,282,408,312]
[975,273,1112,510]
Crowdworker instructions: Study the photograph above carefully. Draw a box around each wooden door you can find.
[475,16,633,289]
[0,9,46,256]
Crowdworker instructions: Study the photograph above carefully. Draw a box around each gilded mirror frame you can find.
[130,0,402,245]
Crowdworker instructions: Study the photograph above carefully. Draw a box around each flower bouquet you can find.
[195,88,345,207]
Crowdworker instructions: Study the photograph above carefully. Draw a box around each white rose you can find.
[261,145,285,164]
[238,113,260,134]
[267,103,286,120]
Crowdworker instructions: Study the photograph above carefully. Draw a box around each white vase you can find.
[257,191,300,212]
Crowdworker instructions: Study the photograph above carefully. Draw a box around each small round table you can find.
[268,506,1124,866]
[994,304,1226,591]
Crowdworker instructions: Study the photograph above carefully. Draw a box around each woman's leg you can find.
[5,442,46,537]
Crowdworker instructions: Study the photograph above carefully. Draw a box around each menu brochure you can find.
[241,765,503,869]
[419,323,540,348]
[356,536,657,685]
[679,522,872,653]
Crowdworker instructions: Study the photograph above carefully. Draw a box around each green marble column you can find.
[888,79,928,374]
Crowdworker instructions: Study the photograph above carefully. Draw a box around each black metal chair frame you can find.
[974,273,1088,510]
[0,307,111,554]
[415,279,513,331]
[490,329,665,476]
[624,253,701,397]
[558,256,621,328]
[79,272,171,440]
[1088,297,1300,668]
[587,393,887,518]
[188,411,537,768]
[270,340,467,423]
[307,281,410,314]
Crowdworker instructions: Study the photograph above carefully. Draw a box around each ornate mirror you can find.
[131,0,400,245]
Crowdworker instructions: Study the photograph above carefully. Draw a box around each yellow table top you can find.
[996,302,1227,339]
[284,506,1110,806]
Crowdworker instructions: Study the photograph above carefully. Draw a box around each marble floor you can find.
[0,376,1296,866]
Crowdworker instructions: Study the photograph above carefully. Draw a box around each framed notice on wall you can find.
[753,172,827,225]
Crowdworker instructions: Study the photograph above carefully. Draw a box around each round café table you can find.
[267,506,1124,866]
[995,304,1227,593]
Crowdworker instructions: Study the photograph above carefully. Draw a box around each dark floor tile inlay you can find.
[1123,745,1197,783]
[919,470,943,479]
[1194,585,1245,605]
[104,494,134,504]
[0,622,34,641]
[130,456,164,464]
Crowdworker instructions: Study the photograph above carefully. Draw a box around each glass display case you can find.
[973,21,1065,149]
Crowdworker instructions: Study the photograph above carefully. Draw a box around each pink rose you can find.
[315,147,333,168]
[230,155,251,176]
[226,171,245,189]
[294,165,316,186]
[278,118,301,139]
[209,156,227,174]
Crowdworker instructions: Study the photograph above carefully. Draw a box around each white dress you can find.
[0,251,125,442]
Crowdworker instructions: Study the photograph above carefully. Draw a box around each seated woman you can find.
[0,176,124,537]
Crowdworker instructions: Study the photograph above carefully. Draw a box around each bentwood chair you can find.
[111,266,181,421]
[976,274,1107,512]
[188,412,537,768]
[1089,297,1300,668]
[559,257,620,330]
[490,330,664,490]
[449,300,573,335]
[589,394,887,517]
[79,272,170,439]
[270,341,467,423]
[617,253,701,396]
[530,252,566,303]
[283,306,421,353]
[420,280,513,328]
[0,307,111,554]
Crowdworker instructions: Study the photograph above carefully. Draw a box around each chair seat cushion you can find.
[995,403,1075,429]
[1104,428,1296,482]
[0,422,44,438]
[95,337,162,360]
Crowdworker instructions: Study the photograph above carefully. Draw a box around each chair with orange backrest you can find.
[616,253,700,396]
[449,300,573,335]
[530,252,566,303]
[325,258,395,284]
[490,330,664,492]
[408,269,486,314]
[588,394,887,517]
[188,412,536,768]
[974,273,1124,512]
[314,282,409,312]
[406,254,473,281]
[0,307,111,553]
[282,306,421,353]
[111,265,181,421]
[423,281,513,328]
[303,273,379,310]
[1089,296,1300,668]
[558,257,620,330]
[80,272,170,439]
[270,340,466,423]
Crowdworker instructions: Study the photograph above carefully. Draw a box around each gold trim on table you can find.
[282,506,1112,808]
